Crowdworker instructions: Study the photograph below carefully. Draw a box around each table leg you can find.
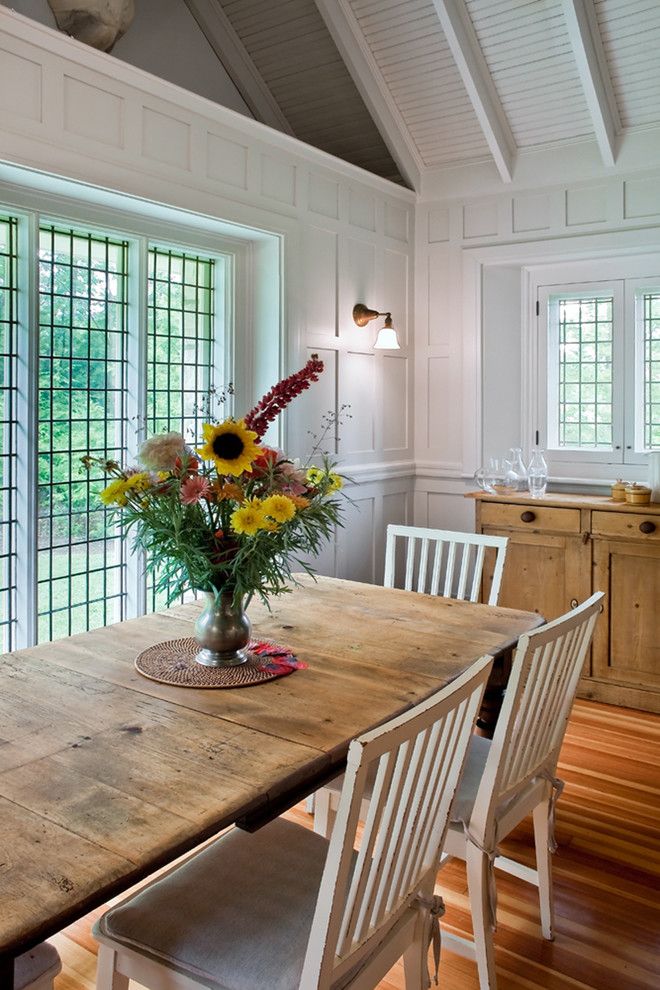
[0,955,15,985]
[477,646,514,738]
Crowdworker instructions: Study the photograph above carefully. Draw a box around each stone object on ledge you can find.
[47,0,135,52]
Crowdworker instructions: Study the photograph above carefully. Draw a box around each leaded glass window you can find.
[642,292,660,450]
[146,246,215,611]
[557,295,613,449]
[37,224,129,642]
[0,215,18,650]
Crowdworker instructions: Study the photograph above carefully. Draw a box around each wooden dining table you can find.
[0,574,542,982]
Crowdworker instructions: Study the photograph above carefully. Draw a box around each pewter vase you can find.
[194,591,250,667]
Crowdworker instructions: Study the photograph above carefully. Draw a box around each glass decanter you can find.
[527,448,548,498]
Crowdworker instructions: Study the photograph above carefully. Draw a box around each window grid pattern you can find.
[37,225,129,643]
[558,296,613,448]
[643,292,660,450]
[146,246,215,611]
[0,216,18,651]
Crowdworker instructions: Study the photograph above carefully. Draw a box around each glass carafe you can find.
[506,447,528,492]
[527,448,548,498]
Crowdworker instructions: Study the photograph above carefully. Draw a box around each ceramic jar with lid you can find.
[611,479,627,502]
[625,483,652,505]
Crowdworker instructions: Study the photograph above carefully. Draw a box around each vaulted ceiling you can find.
[184,0,660,191]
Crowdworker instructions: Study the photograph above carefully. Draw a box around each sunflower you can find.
[197,419,260,476]
[230,499,268,536]
[262,494,297,524]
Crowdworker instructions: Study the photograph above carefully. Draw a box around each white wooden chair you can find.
[384,525,509,606]
[14,943,61,990]
[438,591,604,989]
[93,655,492,990]
[304,524,508,819]
[314,593,603,990]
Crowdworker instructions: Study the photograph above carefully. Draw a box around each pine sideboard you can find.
[471,491,660,713]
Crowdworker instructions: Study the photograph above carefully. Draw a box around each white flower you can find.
[139,432,186,471]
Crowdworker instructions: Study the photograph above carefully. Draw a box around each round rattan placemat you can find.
[134,636,305,689]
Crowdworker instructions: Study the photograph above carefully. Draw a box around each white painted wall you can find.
[415,165,660,533]
[1,0,252,116]
[0,8,416,586]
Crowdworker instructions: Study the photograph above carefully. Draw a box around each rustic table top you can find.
[0,574,541,962]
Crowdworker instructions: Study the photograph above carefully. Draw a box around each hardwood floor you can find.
[51,699,660,990]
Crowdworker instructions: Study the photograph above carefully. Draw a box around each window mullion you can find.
[15,211,39,649]
[611,283,626,461]
[124,235,148,619]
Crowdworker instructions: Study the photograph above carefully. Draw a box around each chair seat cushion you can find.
[95,818,337,990]
[324,733,494,826]
[15,942,61,990]
[449,733,492,824]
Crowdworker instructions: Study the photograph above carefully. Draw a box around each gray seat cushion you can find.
[449,733,492,824]
[15,942,61,990]
[96,818,341,990]
[325,733,493,827]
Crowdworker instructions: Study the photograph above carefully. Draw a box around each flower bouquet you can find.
[83,355,344,667]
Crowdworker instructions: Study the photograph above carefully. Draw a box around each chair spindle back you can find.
[301,655,492,989]
[472,593,603,833]
[384,525,508,606]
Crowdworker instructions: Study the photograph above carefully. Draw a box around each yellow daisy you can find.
[262,494,297,524]
[231,499,268,536]
[306,467,324,486]
[197,419,260,476]
[99,477,130,506]
[126,471,152,493]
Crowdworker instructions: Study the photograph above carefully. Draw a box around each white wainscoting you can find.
[416,166,660,531]
[0,8,415,584]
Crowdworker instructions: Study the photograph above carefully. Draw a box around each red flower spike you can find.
[244,355,324,438]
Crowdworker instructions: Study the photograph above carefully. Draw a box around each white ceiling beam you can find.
[313,0,422,192]
[561,0,621,167]
[431,0,516,184]
[182,0,295,136]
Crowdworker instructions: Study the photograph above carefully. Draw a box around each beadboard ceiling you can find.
[184,0,660,189]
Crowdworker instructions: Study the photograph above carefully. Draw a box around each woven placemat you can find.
[135,637,306,689]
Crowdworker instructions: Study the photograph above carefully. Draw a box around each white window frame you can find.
[539,280,625,466]
[630,277,660,460]
[0,182,281,649]
[526,253,660,481]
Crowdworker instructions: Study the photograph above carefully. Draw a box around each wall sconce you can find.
[352,304,401,350]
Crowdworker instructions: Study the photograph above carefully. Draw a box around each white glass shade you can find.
[374,325,400,349]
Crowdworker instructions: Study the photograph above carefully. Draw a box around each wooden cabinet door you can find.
[592,538,660,700]
[481,527,591,623]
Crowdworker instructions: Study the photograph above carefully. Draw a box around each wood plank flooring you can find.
[51,699,660,990]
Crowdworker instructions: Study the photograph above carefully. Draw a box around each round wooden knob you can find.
[570,598,579,609]
[639,521,656,534]
[520,511,536,523]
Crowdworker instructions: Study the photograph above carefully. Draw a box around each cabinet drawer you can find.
[592,510,660,541]
[480,502,581,534]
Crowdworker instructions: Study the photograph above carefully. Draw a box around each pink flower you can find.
[278,461,308,496]
[180,475,211,505]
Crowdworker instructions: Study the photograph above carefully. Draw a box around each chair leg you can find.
[313,787,337,838]
[96,944,129,990]
[466,842,498,990]
[402,932,428,989]
[533,799,555,940]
